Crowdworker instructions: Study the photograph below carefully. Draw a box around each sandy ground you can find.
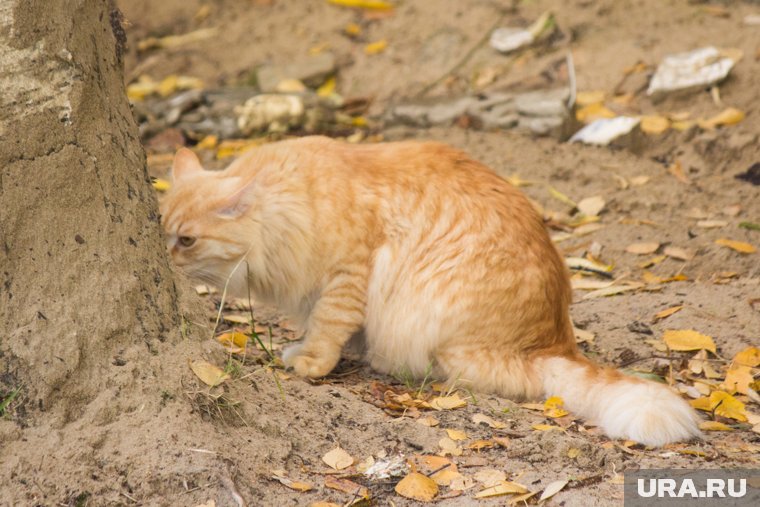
[4,1,758,506]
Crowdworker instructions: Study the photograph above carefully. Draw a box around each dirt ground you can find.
[4,1,759,506]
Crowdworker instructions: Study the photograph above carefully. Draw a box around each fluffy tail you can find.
[536,353,701,447]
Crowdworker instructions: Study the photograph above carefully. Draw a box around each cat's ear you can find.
[216,177,257,219]
[172,148,204,182]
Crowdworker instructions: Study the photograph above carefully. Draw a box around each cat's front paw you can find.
[282,344,337,378]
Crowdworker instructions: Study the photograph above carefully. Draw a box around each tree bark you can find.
[0,1,219,504]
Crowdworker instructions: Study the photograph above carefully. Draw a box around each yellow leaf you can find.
[689,391,747,421]
[548,187,577,208]
[698,107,745,129]
[217,331,249,349]
[272,473,312,492]
[722,366,753,394]
[715,238,757,254]
[394,472,438,502]
[539,479,569,502]
[152,178,171,192]
[430,468,462,487]
[364,39,388,55]
[653,305,684,322]
[328,0,394,10]
[310,503,341,507]
[543,396,569,418]
[474,481,529,498]
[445,428,468,441]
[189,360,229,387]
[575,90,605,106]
[344,23,362,37]
[532,424,564,432]
[663,329,716,354]
[575,103,616,123]
[472,413,507,429]
[322,447,354,470]
[316,76,336,97]
[196,135,218,150]
[417,416,439,427]
[324,476,369,498]
[626,242,660,255]
[640,115,670,134]
[734,347,760,367]
[699,420,734,432]
[430,393,467,410]
[438,437,462,456]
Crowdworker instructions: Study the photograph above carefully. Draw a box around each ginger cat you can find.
[160,136,700,446]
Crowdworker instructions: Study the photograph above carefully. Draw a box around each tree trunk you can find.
[0,1,225,504]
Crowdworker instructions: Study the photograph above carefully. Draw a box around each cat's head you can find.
[159,148,258,290]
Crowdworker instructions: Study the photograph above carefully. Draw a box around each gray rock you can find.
[515,88,570,117]
[256,53,336,93]
[426,97,474,125]
[518,115,564,136]
[391,104,431,127]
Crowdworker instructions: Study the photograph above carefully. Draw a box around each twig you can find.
[414,13,507,98]
[119,491,138,503]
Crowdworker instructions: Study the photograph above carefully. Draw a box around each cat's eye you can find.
[178,236,196,248]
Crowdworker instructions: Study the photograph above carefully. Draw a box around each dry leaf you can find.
[697,220,727,228]
[576,103,616,123]
[734,347,760,367]
[699,421,733,432]
[690,391,747,421]
[152,178,170,192]
[472,413,507,429]
[417,416,440,427]
[575,90,605,106]
[272,472,312,492]
[640,115,670,134]
[450,475,476,491]
[364,39,388,55]
[576,196,606,217]
[664,246,694,261]
[137,27,218,52]
[630,175,650,186]
[430,467,462,487]
[582,284,641,300]
[722,366,753,394]
[663,329,716,354]
[573,327,595,344]
[548,187,577,208]
[445,429,468,441]
[698,107,745,129]
[217,331,249,349]
[668,160,690,184]
[474,481,529,498]
[328,0,394,9]
[626,242,660,255]
[310,503,341,507]
[639,255,667,269]
[430,393,467,410]
[322,447,354,470]
[543,396,569,418]
[395,472,438,502]
[539,479,569,502]
[324,476,369,498]
[653,305,684,322]
[438,437,463,456]
[715,238,756,254]
[532,424,564,432]
[473,469,507,487]
[189,360,229,387]
[222,314,249,325]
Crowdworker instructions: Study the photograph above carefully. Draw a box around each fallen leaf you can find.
[322,447,354,470]
[638,255,667,269]
[222,314,250,325]
[438,437,463,456]
[539,479,569,502]
[310,503,341,507]
[137,27,218,52]
[473,469,507,487]
[324,476,369,498]
[577,196,606,217]
[328,0,394,9]
[474,481,529,498]
[653,305,684,322]
[715,238,756,254]
[575,90,605,106]
[394,472,438,502]
[152,178,170,192]
[217,331,249,349]
[430,393,467,410]
[543,396,569,418]
[582,284,642,300]
[417,416,440,427]
[664,246,695,261]
[630,175,650,186]
[668,160,690,184]
[734,347,760,367]
[573,327,595,344]
[548,187,577,208]
[697,220,728,228]
[364,39,388,55]
[690,391,747,421]
[532,424,564,432]
[576,103,616,124]
[699,421,733,431]
[472,413,507,429]
[189,360,229,387]
[449,475,476,491]
[640,115,670,134]
[316,76,336,97]
[698,107,745,129]
[626,242,660,255]
[663,329,716,354]
[430,467,462,487]
[272,472,312,492]
[722,365,753,394]
[444,428,468,441]
[467,440,497,451]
